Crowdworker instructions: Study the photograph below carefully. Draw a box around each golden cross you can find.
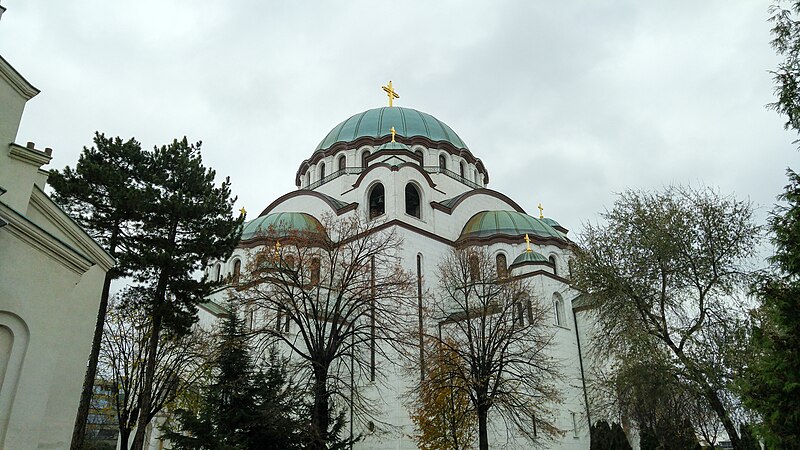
[382,80,399,107]
[239,206,247,216]
[274,240,281,259]
[525,234,532,252]
[390,126,396,143]
[537,203,544,219]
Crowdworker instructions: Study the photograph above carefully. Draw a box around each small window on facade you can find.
[460,161,466,179]
[438,154,447,171]
[319,162,326,179]
[572,412,579,437]
[310,257,320,286]
[232,259,241,284]
[568,258,575,278]
[496,253,507,278]
[515,301,525,326]
[338,154,346,171]
[469,253,480,281]
[415,149,424,164]
[526,299,534,324]
[405,183,421,218]
[306,172,311,187]
[369,183,385,219]
[532,414,538,437]
[362,151,371,168]
[214,263,221,282]
[553,293,565,327]
[549,255,558,276]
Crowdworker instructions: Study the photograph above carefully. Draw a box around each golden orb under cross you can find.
[382,81,399,107]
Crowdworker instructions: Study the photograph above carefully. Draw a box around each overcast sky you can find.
[0,1,794,242]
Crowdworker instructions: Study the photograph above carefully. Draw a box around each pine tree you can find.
[48,133,149,450]
[164,306,307,449]
[130,138,243,449]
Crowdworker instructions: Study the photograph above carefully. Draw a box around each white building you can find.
[199,100,595,449]
[0,52,114,448]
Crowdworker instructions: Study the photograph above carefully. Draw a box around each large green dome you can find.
[459,211,565,242]
[315,107,468,151]
[241,212,325,240]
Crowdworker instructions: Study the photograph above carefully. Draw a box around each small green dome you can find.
[316,107,467,151]
[459,210,566,242]
[375,140,411,152]
[241,212,325,240]
[510,250,550,268]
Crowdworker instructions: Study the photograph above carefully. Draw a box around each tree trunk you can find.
[704,387,741,450]
[70,270,114,450]
[477,406,489,450]
[120,427,131,450]
[310,367,330,450]
[130,308,163,450]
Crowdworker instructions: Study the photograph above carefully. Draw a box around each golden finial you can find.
[525,234,532,253]
[537,203,544,219]
[239,206,247,216]
[390,126,396,143]
[382,80,399,107]
[274,240,281,259]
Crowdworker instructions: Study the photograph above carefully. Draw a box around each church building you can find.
[199,83,594,449]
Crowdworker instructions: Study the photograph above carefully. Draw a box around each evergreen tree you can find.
[48,133,149,450]
[130,138,243,449]
[590,420,632,450]
[164,307,307,449]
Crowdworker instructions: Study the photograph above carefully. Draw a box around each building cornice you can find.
[0,54,40,100]
[9,143,51,168]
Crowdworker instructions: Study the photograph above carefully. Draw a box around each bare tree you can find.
[99,290,209,449]
[235,214,415,450]
[427,247,562,450]
[572,185,759,450]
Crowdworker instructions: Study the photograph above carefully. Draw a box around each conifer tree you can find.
[130,138,243,449]
[164,306,307,449]
[48,133,149,450]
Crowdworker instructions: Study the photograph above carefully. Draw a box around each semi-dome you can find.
[316,106,468,151]
[510,250,550,269]
[459,210,565,242]
[241,212,325,240]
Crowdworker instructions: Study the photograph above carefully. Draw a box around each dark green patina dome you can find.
[241,212,325,240]
[316,107,468,151]
[510,250,550,268]
[460,211,565,241]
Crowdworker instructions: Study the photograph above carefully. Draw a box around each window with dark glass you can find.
[310,257,320,285]
[496,253,507,278]
[362,151,371,168]
[405,183,421,218]
[460,161,466,178]
[549,255,558,276]
[469,253,479,281]
[319,162,326,179]
[232,259,241,283]
[369,183,385,219]
[338,154,346,171]
[415,149,424,164]
[438,154,447,171]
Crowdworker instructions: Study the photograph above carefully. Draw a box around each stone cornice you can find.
[0,201,94,275]
[0,54,40,100]
[29,187,115,271]
[257,189,358,217]
[430,188,526,215]
[9,143,51,168]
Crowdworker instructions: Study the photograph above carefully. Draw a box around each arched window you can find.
[310,257,320,286]
[515,301,525,326]
[553,293,566,327]
[214,263,221,282]
[306,171,311,187]
[438,154,447,171]
[369,183,385,219]
[362,150,371,168]
[496,253,508,278]
[232,259,241,284]
[469,253,480,281]
[338,154,346,171]
[319,162,326,179]
[415,149,424,164]
[549,255,558,276]
[568,258,575,279]
[405,183,421,218]
[460,161,466,179]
